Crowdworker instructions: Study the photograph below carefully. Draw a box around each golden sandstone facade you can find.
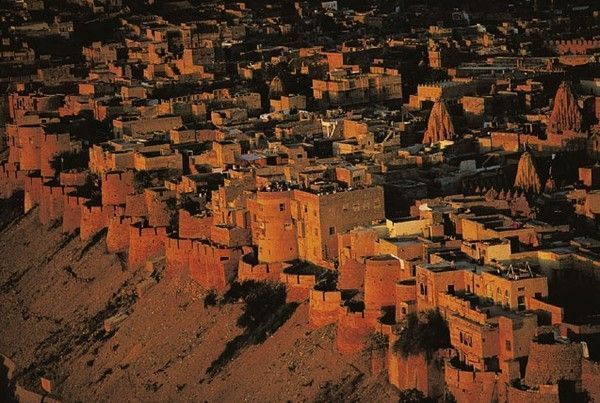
[4,84,598,399]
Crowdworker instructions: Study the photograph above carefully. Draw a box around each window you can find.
[517,296,525,310]
[220,256,229,261]
[329,226,335,235]
[279,203,285,211]
[518,287,525,292]
[447,284,455,294]
[505,340,512,351]
[460,332,472,347]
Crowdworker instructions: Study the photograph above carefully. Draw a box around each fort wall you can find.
[165,237,194,277]
[106,215,140,253]
[39,183,70,225]
[388,352,445,399]
[237,255,288,282]
[145,188,174,227]
[17,125,43,171]
[128,224,168,270]
[335,308,378,353]
[364,256,402,311]
[338,259,365,290]
[80,205,122,241]
[444,361,502,403]
[210,224,251,247]
[125,193,148,217]
[308,289,342,328]
[59,171,87,187]
[525,296,564,325]
[544,38,600,55]
[40,133,72,177]
[582,359,600,401]
[0,163,28,199]
[280,272,316,302]
[524,341,583,388]
[178,209,212,239]
[62,194,89,233]
[23,175,43,212]
[188,241,242,291]
[102,170,134,206]
[506,385,559,403]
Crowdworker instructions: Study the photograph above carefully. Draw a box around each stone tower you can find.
[548,81,582,134]
[423,100,455,144]
[514,151,542,193]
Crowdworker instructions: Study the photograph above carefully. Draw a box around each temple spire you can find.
[514,151,542,193]
[269,76,284,99]
[423,100,455,144]
[548,81,582,134]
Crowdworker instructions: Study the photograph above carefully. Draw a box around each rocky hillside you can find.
[0,202,397,402]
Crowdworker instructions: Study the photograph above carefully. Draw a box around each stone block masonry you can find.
[106,215,141,253]
[128,224,168,270]
[102,170,134,206]
[80,205,123,241]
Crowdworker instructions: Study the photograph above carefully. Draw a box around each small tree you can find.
[393,310,450,360]
[49,150,89,175]
[133,170,153,193]
[398,388,433,403]
[314,269,338,291]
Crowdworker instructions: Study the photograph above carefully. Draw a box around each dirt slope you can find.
[0,208,398,402]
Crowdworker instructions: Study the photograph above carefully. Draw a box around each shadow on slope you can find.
[205,281,298,379]
[0,192,24,232]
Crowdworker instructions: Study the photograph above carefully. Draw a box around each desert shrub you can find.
[179,193,202,215]
[133,170,153,193]
[203,290,218,308]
